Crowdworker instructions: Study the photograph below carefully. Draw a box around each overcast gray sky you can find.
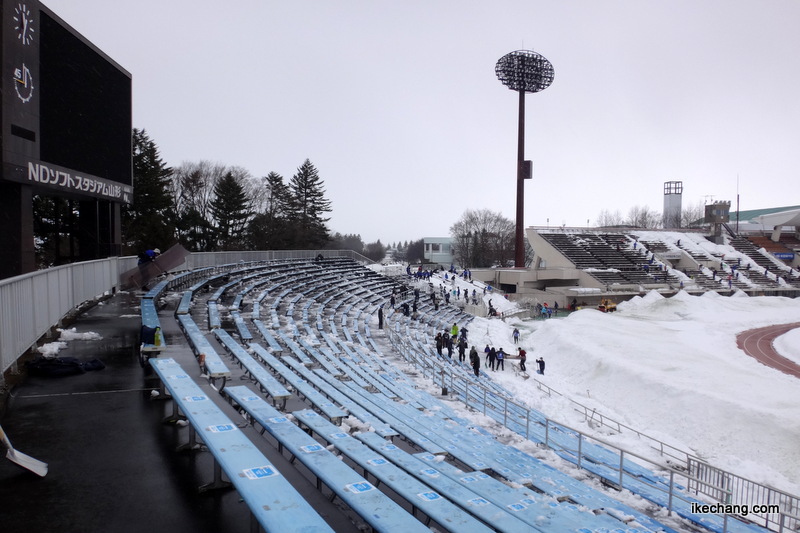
[44,0,800,245]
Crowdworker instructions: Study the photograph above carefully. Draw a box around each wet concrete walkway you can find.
[0,291,357,533]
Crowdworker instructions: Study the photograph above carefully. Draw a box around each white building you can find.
[423,237,454,266]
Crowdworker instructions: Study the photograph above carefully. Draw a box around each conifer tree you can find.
[122,129,174,254]
[248,172,293,250]
[209,172,252,250]
[287,159,332,249]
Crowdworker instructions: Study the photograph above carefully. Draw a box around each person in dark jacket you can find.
[137,248,160,265]
[536,357,545,375]
[457,338,467,362]
[495,348,505,371]
[470,347,480,378]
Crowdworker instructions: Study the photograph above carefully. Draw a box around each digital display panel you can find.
[38,10,131,187]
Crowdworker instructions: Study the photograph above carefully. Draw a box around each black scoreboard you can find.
[2,0,132,204]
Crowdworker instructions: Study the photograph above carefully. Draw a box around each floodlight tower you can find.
[496,50,554,267]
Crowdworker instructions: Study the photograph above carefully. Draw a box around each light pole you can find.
[496,50,554,267]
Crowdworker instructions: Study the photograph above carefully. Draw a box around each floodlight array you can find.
[495,50,554,93]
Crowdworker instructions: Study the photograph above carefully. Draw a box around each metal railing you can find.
[1,259,122,380]
[688,458,800,532]
[385,319,799,532]
[1,249,371,381]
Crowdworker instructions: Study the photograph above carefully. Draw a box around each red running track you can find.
[736,322,800,379]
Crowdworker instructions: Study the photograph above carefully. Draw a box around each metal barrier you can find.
[0,258,121,380]
[1,249,372,382]
[688,458,800,532]
[385,319,799,532]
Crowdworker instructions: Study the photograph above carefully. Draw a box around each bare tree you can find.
[170,161,228,225]
[450,209,515,268]
[596,208,625,227]
[681,200,706,228]
[170,161,253,250]
[626,205,662,228]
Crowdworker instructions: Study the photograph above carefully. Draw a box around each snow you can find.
[391,268,800,499]
[36,328,102,357]
[775,328,800,366]
[57,327,102,341]
[37,341,68,357]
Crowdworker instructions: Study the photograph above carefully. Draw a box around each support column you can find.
[0,182,35,278]
[78,200,100,261]
[515,89,526,268]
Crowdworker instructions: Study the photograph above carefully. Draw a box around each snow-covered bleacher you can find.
[535,229,800,294]
[140,255,786,532]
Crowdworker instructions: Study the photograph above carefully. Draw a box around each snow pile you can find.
[58,327,102,341]
[775,328,800,366]
[37,341,68,357]
[36,328,103,357]
[376,265,800,495]
[454,290,800,495]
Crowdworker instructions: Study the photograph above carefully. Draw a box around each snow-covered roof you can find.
[754,207,800,228]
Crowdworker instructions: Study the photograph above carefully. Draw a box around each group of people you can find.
[434,323,469,361]
[478,344,544,374]
[534,302,558,318]
[482,345,508,371]
[392,279,551,378]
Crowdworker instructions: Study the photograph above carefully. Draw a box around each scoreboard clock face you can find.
[13,63,34,103]
[14,3,34,45]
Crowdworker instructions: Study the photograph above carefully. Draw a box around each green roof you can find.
[731,205,800,222]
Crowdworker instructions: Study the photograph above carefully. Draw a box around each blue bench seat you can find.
[292,409,495,533]
[143,279,170,299]
[223,385,429,533]
[207,301,221,330]
[175,291,193,315]
[353,431,534,532]
[149,359,333,532]
[176,314,230,380]
[412,451,647,533]
[213,329,291,408]
[230,310,253,342]
[251,319,283,353]
[248,343,347,424]
[276,331,313,367]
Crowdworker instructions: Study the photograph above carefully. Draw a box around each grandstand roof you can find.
[754,207,800,228]
[731,205,800,223]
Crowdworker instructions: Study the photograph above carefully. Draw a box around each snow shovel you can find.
[0,423,48,477]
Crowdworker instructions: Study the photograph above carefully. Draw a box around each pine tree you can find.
[209,172,252,250]
[287,159,332,249]
[122,129,175,254]
[248,172,292,250]
[363,240,386,261]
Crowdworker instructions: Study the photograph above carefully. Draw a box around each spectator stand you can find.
[213,328,291,409]
[148,358,334,533]
[292,409,495,532]
[223,385,430,533]
[248,343,347,424]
